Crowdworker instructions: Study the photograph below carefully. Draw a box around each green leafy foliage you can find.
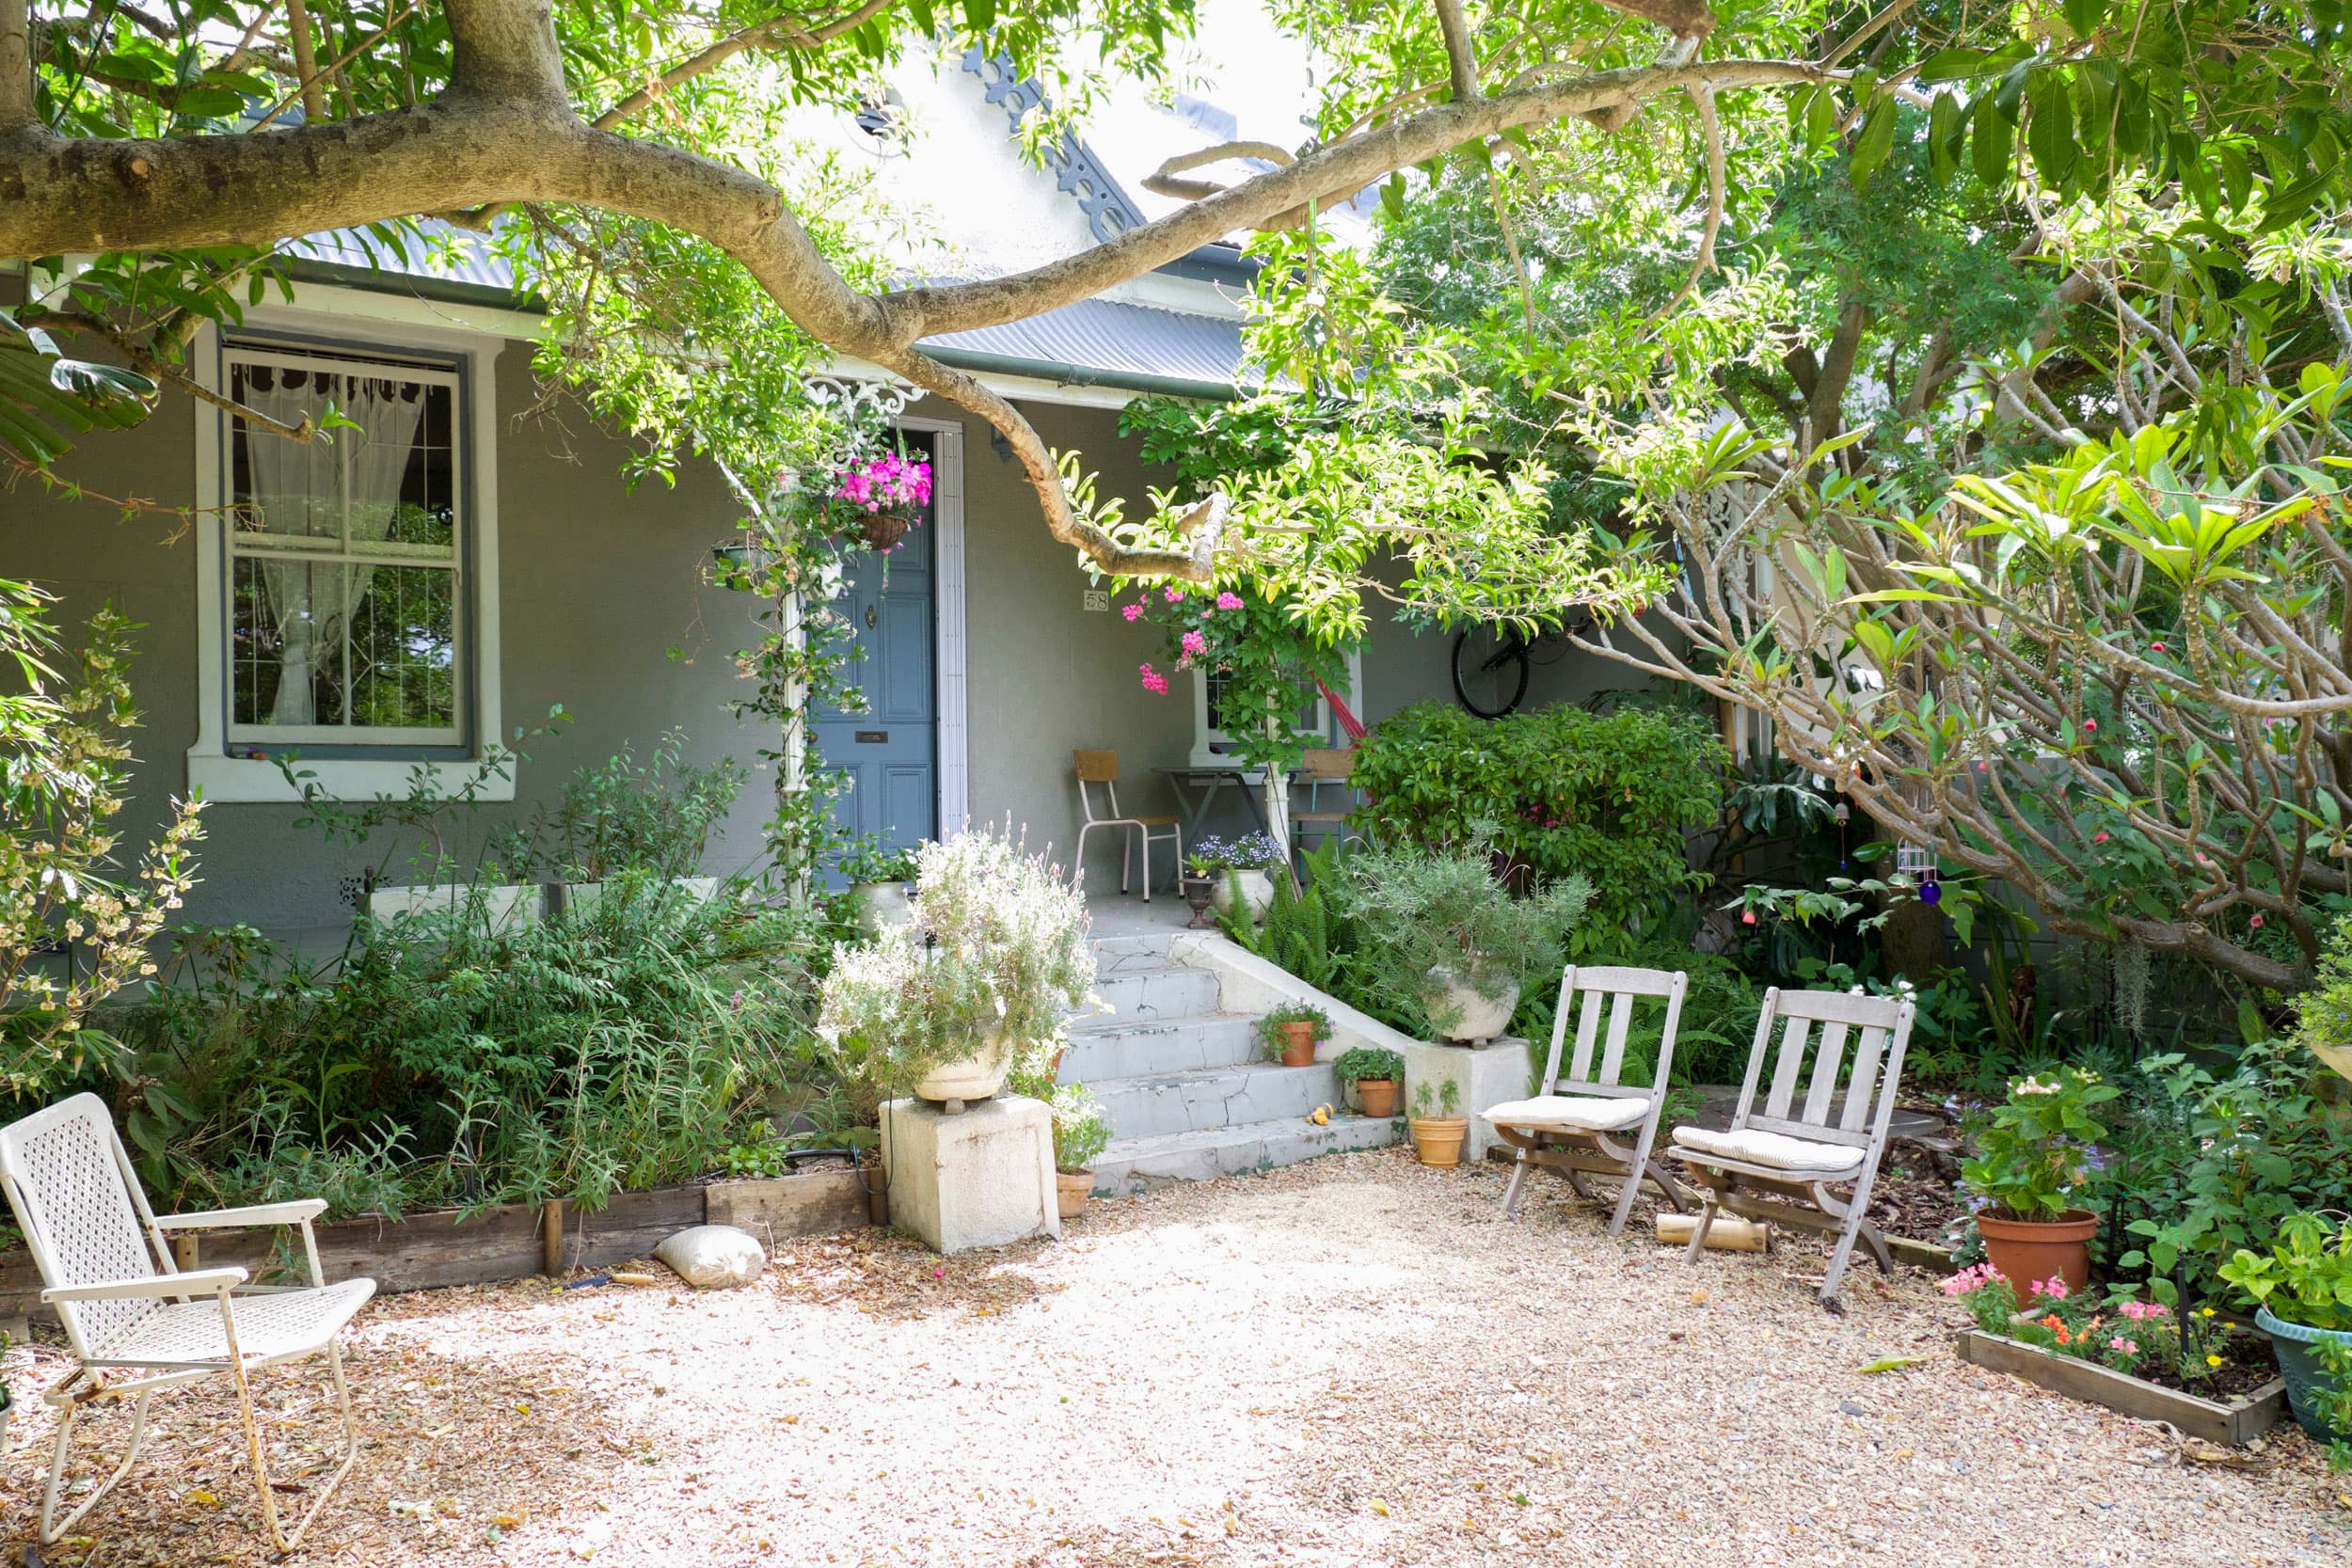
[1347,700,1726,941]
[1960,1067,2121,1221]
[2218,1212,2352,1332]
[2,583,204,1101]
[490,730,744,883]
[1329,1046,1404,1086]
[1044,1083,1112,1174]
[1258,1001,1332,1058]
[1332,838,1589,1028]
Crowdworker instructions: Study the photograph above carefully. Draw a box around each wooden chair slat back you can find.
[1802,1022,1851,1125]
[1073,750,1120,784]
[1301,748,1353,780]
[1546,965,1688,1096]
[1735,988,1914,1138]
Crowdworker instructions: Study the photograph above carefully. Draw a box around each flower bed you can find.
[1944,1263,2287,1444]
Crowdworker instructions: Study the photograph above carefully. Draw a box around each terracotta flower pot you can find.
[1356,1078,1399,1117]
[1410,1116,1468,1168]
[1055,1168,1095,1220]
[1276,1021,1318,1068]
[1978,1208,2099,1301]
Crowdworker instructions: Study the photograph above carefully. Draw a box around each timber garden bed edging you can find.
[1954,1327,2289,1447]
[0,1164,873,1325]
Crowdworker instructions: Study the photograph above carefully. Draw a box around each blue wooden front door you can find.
[813,438,937,868]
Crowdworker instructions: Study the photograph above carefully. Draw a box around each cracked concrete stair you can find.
[1063,933,1399,1194]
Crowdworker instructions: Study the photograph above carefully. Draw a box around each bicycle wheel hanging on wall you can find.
[1451,626,1532,719]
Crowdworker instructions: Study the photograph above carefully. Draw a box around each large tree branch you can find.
[1434,0,1482,101]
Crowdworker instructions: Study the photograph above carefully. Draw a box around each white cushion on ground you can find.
[1482,1094,1651,1134]
[1670,1125,1866,1175]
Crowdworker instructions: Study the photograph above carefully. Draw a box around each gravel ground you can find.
[4,1147,2346,1567]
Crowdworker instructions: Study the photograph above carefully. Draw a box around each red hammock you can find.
[1316,679,1366,744]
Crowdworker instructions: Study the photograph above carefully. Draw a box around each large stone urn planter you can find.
[850,879,914,939]
[913,1031,1015,1110]
[1419,965,1519,1042]
[1209,869,1275,923]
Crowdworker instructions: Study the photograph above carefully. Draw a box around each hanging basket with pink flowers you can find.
[830,450,933,551]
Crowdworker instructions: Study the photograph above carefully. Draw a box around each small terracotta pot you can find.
[1978,1208,2099,1302]
[1055,1168,1094,1220]
[1356,1078,1400,1117]
[1276,1021,1318,1068]
[1410,1116,1469,1168]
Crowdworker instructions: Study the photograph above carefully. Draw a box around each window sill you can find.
[187,752,517,803]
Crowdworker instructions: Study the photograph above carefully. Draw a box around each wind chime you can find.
[1897,838,1942,906]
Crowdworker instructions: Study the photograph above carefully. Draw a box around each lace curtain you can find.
[238,372,426,725]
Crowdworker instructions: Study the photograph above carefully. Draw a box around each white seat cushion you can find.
[96,1277,376,1367]
[1482,1094,1652,1134]
[1670,1125,1865,1176]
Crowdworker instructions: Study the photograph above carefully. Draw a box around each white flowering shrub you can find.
[818,823,1094,1088]
[2,582,204,1098]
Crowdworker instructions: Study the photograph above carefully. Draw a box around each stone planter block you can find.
[878,1095,1061,1254]
[1397,1036,1531,1164]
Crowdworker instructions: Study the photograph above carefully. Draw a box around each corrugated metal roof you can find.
[289,226,1256,396]
[290,221,521,297]
[919,295,1257,395]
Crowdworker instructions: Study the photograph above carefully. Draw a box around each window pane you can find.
[231,556,347,726]
[230,363,341,545]
[347,564,457,729]
[389,383,455,553]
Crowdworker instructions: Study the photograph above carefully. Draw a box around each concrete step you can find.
[1089,1114,1402,1195]
[1091,1062,1340,1141]
[1092,934,1179,973]
[1058,1013,1259,1081]
[1083,966,1222,1025]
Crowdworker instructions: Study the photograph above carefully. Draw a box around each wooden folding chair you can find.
[0,1094,376,1551]
[1482,965,1693,1235]
[1667,987,1915,1306]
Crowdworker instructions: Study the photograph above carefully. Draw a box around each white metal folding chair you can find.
[0,1093,375,1551]
[1072,749,1181,900]
[1666,987,1916,1306]
[1482,965,1693,1235]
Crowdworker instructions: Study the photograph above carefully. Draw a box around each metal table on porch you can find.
[1154,765,1278,840]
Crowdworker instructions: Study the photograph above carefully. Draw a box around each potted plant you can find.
[818,825,1095,1110]
[1260,1002,1332,1068]
[1178,852,1219,929]
[1337,840,1590,1042]
[2219,1210,2352,1443]
[1192,834,1284,922]
[829,447,932,551]
[838,839,919,938]
[1960,1067,2119,1297]
[1408,1078,1467,1167]
[1047,1084,1113,1218]
[1333,1046,1405,1117]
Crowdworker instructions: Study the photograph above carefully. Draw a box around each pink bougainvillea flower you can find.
[1181,630,1207,657]
[1138,662,1169,695]
[1163,587,1185,602]
[1121,602,1144,623]
[1215,592,1245,610]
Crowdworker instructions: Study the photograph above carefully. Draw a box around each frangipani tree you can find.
[7,0,2337,585]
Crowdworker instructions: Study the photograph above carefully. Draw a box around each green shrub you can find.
[1333,838,1589,1033]
[127,878,826,1217]
[1346,700,1727,939]
[1330,1046,1404,1085]
[493,729,743,881]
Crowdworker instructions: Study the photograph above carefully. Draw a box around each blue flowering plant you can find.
[1960,1067,2121,1222]
[1184,833,1284,876]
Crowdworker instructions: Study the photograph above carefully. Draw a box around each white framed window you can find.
[188,310,507,802]
[1189,651,1363,768]
[223,344,465,747]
